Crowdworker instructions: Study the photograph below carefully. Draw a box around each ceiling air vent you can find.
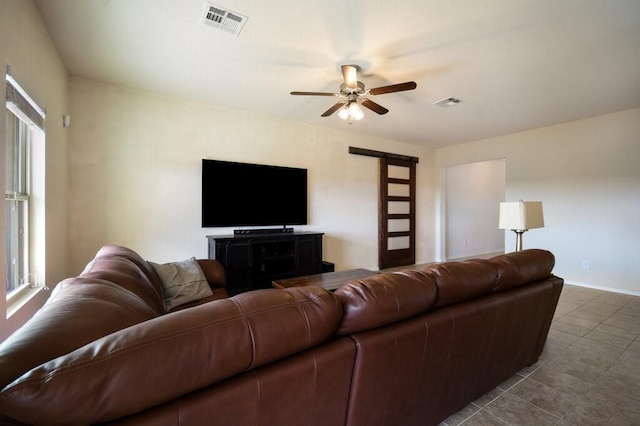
[201,2,248,36]
[433,97,462,107]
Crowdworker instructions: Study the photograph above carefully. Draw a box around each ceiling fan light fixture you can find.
[338,101,364,122]
[349,102,364,120]
[338,105,350,120]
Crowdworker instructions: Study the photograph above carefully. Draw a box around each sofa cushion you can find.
[150,257,213,310]
[425,259,498,308]
[0,245,168,390]
[335,270,437,335]
[84,245,166,315]
[490,249,555,292]
[0,279,159,390]
[197,259,227,288]
[168,287,230,312]
[0,287,343,424]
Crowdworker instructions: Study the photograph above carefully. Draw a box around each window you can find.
[5,113,30,293]
[5,72,45,299]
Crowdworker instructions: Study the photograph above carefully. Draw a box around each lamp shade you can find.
[499,201,544,231]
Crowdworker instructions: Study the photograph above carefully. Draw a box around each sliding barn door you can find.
[378,158,416,269]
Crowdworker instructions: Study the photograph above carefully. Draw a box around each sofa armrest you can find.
[197,259,226,288]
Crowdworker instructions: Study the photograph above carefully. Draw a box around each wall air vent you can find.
[201,2,248,36]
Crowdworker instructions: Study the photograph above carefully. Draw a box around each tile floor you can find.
[441,284,640,426]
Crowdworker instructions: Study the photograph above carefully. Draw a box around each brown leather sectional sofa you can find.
[0,245,562,425]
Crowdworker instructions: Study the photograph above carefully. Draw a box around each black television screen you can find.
[202,159,308,227]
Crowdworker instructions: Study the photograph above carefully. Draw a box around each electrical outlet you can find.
[582,260,590,269]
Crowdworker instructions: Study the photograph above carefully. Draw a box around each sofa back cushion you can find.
[0,245,165,390]
[0,287,343,425]
[0,279,159,390]
[197,259,227,288]
[490,249,555,292]
[425,259,498,308]
[84,245,166,314]
[335,270,437,335]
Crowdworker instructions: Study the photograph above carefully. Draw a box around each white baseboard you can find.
[564,280,640,297]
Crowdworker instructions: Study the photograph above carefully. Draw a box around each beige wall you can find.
[68,77,436,275]
[444,159,506,259]
[0,0,69,339]
[437,108,640,295]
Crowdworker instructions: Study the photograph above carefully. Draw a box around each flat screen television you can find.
[202,159,308,228]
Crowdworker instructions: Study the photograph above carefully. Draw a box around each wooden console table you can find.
[272,268,377,292]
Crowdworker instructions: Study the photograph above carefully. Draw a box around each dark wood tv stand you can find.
[207,232,323,295]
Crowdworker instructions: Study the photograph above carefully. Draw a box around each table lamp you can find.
[499,201,544,251]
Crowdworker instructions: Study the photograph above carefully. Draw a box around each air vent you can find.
[433,97,462,107]
[201,2,248,36]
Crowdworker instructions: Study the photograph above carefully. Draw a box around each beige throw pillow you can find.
[150,257,213,310]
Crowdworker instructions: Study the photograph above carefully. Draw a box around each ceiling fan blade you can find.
[361,99,389,115]
[368,81,417,96]
[321,102,346,117]
[341,65,358,89]
[291,91,338,96]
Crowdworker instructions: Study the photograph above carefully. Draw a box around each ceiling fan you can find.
[291,65,417,122]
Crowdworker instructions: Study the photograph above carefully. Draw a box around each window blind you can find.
[5,72,45,131]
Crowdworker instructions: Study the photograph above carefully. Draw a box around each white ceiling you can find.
[34,0,640,148]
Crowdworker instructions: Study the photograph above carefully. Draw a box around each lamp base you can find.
[512,229,528,252]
